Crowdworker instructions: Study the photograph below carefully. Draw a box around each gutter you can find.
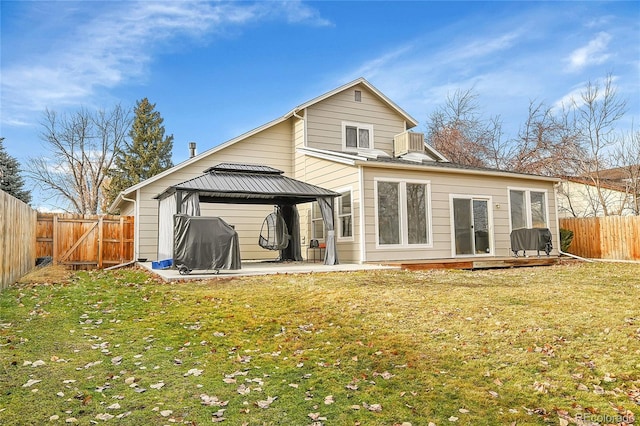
[355,159,561,183]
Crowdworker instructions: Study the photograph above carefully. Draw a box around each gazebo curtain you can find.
[158,192,201,260]
[158,194,177,260]
[317,197,339,265]
[278,204,303,261]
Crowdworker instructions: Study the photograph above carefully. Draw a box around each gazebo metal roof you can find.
[156,163,339,205]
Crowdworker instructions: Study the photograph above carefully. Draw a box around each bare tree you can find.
[508,100,583,176]
[613,128,640,214]
[426,88,503,168]
[28,105,131,214]
[572,74,628,216]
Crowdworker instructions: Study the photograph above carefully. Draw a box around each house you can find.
[558,171,639,218]
[110,78,560,264]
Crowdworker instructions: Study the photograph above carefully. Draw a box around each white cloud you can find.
[1,1,329,126]
[566,32,612,72]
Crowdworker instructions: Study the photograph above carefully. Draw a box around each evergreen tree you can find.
[0,137,32,204]
[107,98,174,205]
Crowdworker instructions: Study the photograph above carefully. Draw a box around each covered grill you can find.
[510,228,553,257]
[173,214,241,274]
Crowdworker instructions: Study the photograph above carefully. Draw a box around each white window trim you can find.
[448,194,495,258]
[342,121,374,152]
[507,187,550,231]
[374,177,433,249]
[336,186,355,242]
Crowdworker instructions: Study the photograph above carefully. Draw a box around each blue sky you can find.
[1,1,639,209]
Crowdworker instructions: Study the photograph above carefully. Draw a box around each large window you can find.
[311,201,324,240]
[343,122,373,150]
[337,190,353,239]
[509,189,548,230]
[376,179,431,247]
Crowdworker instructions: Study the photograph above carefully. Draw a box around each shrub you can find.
[560,228,574,252]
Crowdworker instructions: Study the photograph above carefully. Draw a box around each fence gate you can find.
[37,213,134,269]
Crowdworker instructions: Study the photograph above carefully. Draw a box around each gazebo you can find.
[155,163,340,266]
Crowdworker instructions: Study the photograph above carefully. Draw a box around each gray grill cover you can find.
[510,228,553,254]
[174,215,241,270]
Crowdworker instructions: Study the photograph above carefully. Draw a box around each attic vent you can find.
[354,90,362,102]
[393,131,425,157]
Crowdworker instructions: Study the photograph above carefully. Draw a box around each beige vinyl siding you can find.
[305,83,407,155]
[135,120,294,261]
[118,201,135,216]
[362,166,558,262]
[296,156,361,263]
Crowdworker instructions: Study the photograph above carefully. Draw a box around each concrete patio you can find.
[138,260,399,281]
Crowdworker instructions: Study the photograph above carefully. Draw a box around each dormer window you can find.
[343,121,374,151]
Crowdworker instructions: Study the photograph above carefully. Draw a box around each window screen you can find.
[358,128,370,148]
[510,190,527,230]
[377,182,400,245]
[530,191,547,227]
[406,183,429,244]
[338,191,353,238]
[345,126,357,148]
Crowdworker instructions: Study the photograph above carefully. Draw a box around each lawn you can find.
[0,262,638,425]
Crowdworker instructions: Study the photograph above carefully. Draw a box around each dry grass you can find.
[1,262,639,425]
[16,264,74,285]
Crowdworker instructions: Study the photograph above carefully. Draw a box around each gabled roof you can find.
[109,77,415,211]
[293,77,418,128]
[156,162,340,205]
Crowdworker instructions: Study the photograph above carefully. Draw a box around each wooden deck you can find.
[381,256,560,271]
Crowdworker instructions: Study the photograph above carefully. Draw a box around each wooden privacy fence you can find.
[560,216,640,260]
[1,191,37,290]
[37,213,134,269]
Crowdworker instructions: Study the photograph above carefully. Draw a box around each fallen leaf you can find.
[200,394,229,407]
[184,368,203,377]
[363,402,382,412]
[459,408,470,414]
[150,382,165,389]
[32,360,46,367]
[448,416,458,422]
[160,410,173,417]
[324,395,334,405]
[256,396,277,409]
[95,413,114,421]
[22,379,41,387]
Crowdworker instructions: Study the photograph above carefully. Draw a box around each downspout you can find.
[293,108,307,148]
[554,183,593,263]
